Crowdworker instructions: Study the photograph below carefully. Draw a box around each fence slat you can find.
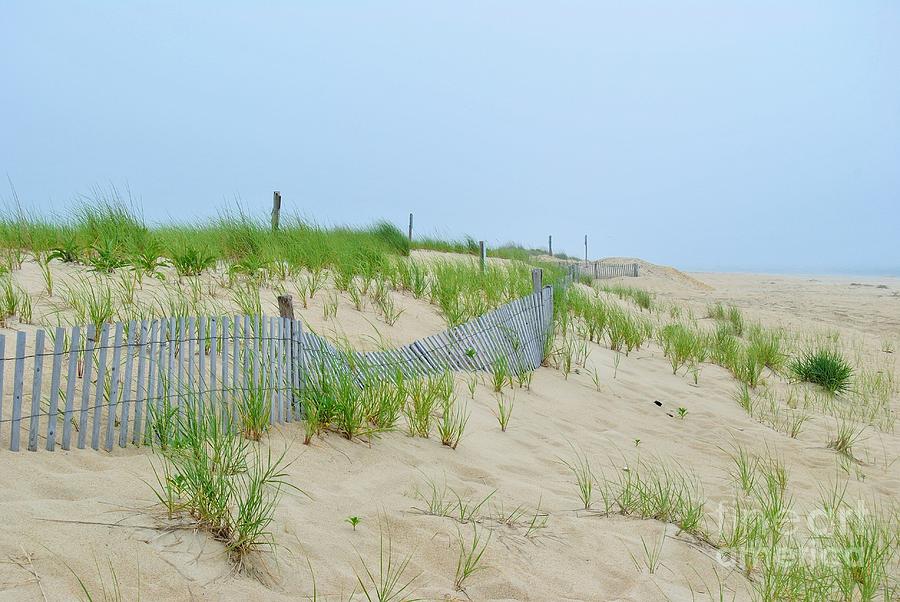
[233,316,243,424]
[167,318,178,419]
[187,317,196,415]
[104,322,124,451]
[45,327,66,451]
[275,317,284,423]
[119,320,140,447]
[209,318,218,419]
[61,326,81,450]
[153,325,167,443]
[457,320,481,371]
[198,317,207,414]
[221,316,231,424]
[139,320,158,446]
[242,316,251,407]
[26,329,46,452]
[278,317,287,423]
[131,320,150,446]
[0,334,5,427]
[77,325,96,449]
[9,332,26,451]
[91,324,111,450]
[477,311,504,367]
[265,317,275,425]
[284,317,294,422]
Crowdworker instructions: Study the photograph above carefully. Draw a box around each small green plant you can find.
[589,366,602,391]
[148,403,298,567]
[454,523,491,591]
[790,348,853,394]
[323,292,339,319]
[89,239,127,273]
[452,489,495,524]
[658,323,704,375]
[373,287,404,325]
[560,338,574,378]
[348,280,364,311]
[490,356,512,393]
[524,498,549,539]
[689,362,701,385]
[828,420,864,459]
[413,475,456,518]
[231,282,262,316]
[131,241,168,280]
[37,253,54,296]
[170,245,216,277]
[466,374,477,400]
[707,302,744,335]
[48,236,81,263]
[19,294,32,323]
[726,444,759,494]
[514,367,533,389]
[237,379,271,441]
[355,521,420,602]
[628,532,666,574]
[598,456,705,535]
[404,376,440,438]
[2,278,22,325]
[63,554,140,602]
[346,515,361,531]
[677,407,688,420]
[62,277,116,332]
[493,393,514,432]
[560,446,594,510]
[437,392,469,450]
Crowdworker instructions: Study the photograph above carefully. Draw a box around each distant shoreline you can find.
[686,269,900,279]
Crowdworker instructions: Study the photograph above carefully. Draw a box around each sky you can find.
[2,1,899,274]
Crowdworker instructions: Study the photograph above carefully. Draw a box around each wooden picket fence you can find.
[566,262,640,280]
[0,286,554,453]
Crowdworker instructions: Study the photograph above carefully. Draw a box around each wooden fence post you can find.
[532,269,543,294]
[272,191,282,231]
[408,213,413,241]
[479,241,486,273]
[277,294,295,320]
[277,294,296,412]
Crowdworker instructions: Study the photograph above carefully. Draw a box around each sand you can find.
[0,257,897,600]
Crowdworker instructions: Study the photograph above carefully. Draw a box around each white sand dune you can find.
[0,258,897,600]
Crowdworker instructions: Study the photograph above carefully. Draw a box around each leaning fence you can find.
[0,286,554,453]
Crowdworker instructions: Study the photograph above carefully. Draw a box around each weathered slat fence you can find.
[0,286,554,453]
[565,262,640,280]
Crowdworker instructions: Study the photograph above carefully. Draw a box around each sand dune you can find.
[0,258,897,600]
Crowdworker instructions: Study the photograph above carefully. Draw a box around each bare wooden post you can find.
[271,191,282,231]
[548,235,553,257]
[532,268,543,294]
[277,293,296,412]
[479,241,486,273]
[408,213,413,241]
[584,234,588,262]
[277,294,295,320]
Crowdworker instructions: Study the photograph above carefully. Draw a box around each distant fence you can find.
[0,286,553,453]
[566,262,640,280]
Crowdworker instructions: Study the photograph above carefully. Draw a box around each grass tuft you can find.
[790,348,853,395]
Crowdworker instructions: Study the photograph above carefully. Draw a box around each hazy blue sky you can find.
[2,1,899,274]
